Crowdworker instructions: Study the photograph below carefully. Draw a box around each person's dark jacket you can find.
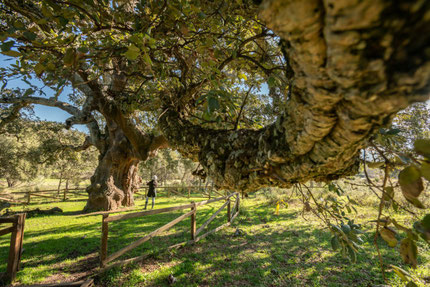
[147,180,157,197]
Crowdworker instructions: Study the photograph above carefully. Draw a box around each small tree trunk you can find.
[6,178,15,188]
[65,179,69,199]
[57,169,63,196]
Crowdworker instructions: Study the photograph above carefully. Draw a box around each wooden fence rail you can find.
[100,193,239,268]
[1,185,216,205]
[0,213,26,283]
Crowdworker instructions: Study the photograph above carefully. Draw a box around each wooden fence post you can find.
[64,180,69,200]
[26,191,31,205]
[100,214,109,267]
[63,188,67,201]
[6,213,26,282]
[236,193,240,213]
[227,198,231,223]
[190,202,196,241]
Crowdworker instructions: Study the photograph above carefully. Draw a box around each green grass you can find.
[0,191,429,286]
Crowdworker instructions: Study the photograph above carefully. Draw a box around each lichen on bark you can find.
[160,0,430,193]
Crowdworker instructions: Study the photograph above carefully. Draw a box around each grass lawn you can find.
[0,190,429,286]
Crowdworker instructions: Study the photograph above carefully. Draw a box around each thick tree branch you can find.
[0,95,81,116]
[160,0,430,192]
[0,102,27,129]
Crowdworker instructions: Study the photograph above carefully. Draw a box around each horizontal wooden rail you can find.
[12,188,85,194]
[195,193,235,207]
[105,203,194,223]
[0,216,17,224]
[196,200,230,236]
[77,207,136,218]
[230,210,239,223]
[28,193,58,199]
[99,192,239,268]
[0,196,18,203]
[195,221,232,243]
[103,210,194,265]
[0,226,14,236]
[138,186,203,189]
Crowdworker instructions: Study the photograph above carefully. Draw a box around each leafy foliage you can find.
[0,117,97,186]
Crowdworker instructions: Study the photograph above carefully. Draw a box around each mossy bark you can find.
[84,121,141,211]
[160,0,430,192]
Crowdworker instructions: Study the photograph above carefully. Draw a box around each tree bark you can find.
[84,126,142,212]
[57,168,63,196]
[159,0,430,192]
[6,178,15,188]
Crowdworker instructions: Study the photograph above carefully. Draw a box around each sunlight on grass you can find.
[0,190,429,286]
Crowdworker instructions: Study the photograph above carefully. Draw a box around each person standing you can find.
[144,175,158,210]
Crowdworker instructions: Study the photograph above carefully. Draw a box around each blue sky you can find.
[1,54,88,132]
[2,53,428,135]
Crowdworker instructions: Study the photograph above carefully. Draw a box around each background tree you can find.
[0,116,97,187]
[139,149,198,185]
[0,0,429,212]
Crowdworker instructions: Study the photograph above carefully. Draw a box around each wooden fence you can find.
[99,192,240,268]
[0,185,218,206]
[136,185,219,199]
[0,188,87,205]
[0,213,26,282]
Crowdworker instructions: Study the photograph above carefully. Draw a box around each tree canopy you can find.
[1,0,430,210]
[0,117,98,187]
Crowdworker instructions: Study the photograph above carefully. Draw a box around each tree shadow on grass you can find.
[0,196,416,286]
[0,198,225,285]
[119,205,409,287]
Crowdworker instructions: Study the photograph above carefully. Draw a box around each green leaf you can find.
[400,238,418,268]
[1,40,14,52]
[23,88,34,97]
[380,227,397,247]
[13,20,25,29]
[59,16,69,27]
[367,161,384,168]
[2,50,21,57]
[142,52,152,66]
[406,197,426,209]
[346,245,357,263]
[63,48,75,66]
[77,46,89,53]
[34,63,45,76]
[392,201,399,212]
[267,76,276,88]
[341,224,351,234]
[207,97,220,113]
[23,31,37,41]
[420,162,430,182]
[238,73,247,81]
[124,44,140,61]
[383,186,394,201]
[147,37,156,49]
[331,236,340,251]
[422,214,430,230]
[198,12,206,19]
[386,128,402,135]
[399,166,424,205]
[414,139,430,158]
[390,265,410,281]
[406,281,418,287]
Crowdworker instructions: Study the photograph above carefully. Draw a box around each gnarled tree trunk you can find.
[82,96,168,211]
[84,120,142,211]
